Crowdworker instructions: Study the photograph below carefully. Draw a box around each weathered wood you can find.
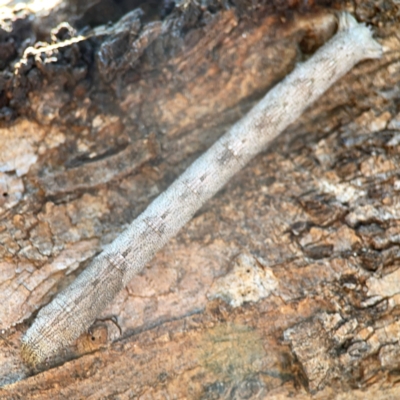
[0,0,399,398]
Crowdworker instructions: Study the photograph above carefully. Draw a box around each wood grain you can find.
[0,0,399,398]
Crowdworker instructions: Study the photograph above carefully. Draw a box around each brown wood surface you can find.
[0,0,399,398]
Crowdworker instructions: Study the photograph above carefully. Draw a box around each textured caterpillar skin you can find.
[21,13,382,367]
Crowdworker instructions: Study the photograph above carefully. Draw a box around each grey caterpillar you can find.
[21,13,382,367]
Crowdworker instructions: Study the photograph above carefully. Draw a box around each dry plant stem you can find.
[21,13,382,367]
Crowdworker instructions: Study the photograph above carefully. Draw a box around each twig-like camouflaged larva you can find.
[21,13,382,367]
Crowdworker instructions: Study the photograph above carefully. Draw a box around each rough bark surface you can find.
[0,0,399,399]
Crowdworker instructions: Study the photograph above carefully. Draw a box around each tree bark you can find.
[0,0,399,398]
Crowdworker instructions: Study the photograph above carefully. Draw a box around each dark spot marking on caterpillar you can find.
[92,277,101,287]
[217,147,234,166]
[199,173,208,182]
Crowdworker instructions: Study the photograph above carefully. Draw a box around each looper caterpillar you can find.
[21,12,382,367]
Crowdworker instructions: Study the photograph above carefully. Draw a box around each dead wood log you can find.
[0,0,399,398]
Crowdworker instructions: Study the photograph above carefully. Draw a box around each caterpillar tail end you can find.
[21,330,48,369]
